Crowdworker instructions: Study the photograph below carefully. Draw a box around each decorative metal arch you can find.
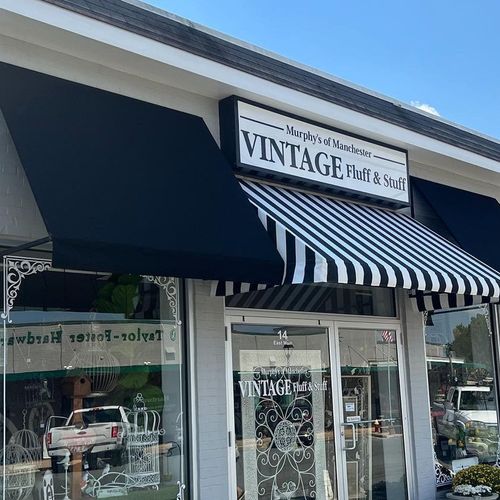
[142,276,179,321]
[2,256,52,323]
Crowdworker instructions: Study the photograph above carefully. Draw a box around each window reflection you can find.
[1,270,186,500]
[426,306,498,474]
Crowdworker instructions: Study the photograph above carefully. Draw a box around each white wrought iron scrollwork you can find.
[142,276,179,340]
[434,450,453,487]
[142,276,177,319]
[2,256,51,323]
[252,366,316,499]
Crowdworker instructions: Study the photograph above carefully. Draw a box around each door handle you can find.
[341,422,357,451]
[176,481,186,500]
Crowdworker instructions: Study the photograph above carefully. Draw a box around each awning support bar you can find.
[0,236,51,258]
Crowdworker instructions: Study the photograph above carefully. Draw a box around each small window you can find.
[225,283,396,317]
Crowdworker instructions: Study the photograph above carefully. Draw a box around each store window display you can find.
[426,306,499,484]
[1,264,187,500]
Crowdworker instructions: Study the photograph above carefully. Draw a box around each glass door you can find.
[226,318,409,500]
[229,321,338,500]
[335,326,408,500]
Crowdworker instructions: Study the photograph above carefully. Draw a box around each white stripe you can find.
[439,294,450,310]
[275,222,288,282]
[210,280,220,296]
[292,238,306,283]
[314,253,328,282]
[423,295,434,312]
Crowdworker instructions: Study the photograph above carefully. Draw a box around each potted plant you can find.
[447,464,500,499]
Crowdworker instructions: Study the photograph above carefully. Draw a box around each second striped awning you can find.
[215,179,500,304]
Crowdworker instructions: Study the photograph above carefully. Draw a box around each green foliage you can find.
[452,313,491,367]
[94,274,141,318]
[453,464,500,493]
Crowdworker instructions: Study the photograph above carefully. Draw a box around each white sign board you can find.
[229,99,409,205]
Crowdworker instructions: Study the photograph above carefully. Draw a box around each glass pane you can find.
[426,306,498,472]
[2,270,186,500]
[226,284,396,317]
[232,324,337,500]
[338,328,407,500]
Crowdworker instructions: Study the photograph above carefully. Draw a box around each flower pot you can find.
[446,493,499,499]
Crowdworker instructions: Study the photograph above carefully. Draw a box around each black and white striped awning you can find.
[410,291,499,312]
[215,180,500,310]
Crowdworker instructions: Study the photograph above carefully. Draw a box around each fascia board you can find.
[0,0,499,175]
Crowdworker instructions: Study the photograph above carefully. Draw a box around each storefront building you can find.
[0,2,499,500]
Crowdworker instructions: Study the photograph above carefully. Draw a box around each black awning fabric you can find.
[0,62,283,283]
[412,178,500,273]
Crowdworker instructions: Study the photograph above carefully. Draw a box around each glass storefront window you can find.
[1,268,187,500]
[426,306,498,477]
[338,328,408,499]
[226,284,396,317]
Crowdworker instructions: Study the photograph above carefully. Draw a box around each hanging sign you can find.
[220,97,409,206]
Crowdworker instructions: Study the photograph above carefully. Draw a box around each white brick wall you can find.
[400,291,437,500]
[191,280,229,500]
[0,109,47,243]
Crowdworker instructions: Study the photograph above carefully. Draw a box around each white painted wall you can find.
[0,109,47,245]
[191,280,230,500]
[400,291,437,500]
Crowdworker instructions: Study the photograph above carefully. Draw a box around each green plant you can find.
[94,274,141,318]
[453,464,500,494]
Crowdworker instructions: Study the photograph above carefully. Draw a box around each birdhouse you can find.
[61,376,91,398]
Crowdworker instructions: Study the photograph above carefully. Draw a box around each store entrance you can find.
[226,316,408,500]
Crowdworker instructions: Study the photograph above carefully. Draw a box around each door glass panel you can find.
[231,324,337,500]
[338,328,407,500]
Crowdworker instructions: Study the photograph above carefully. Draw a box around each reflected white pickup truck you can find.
[45,406,130,466]
[435,386,498,458]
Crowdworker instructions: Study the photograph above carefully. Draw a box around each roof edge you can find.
[122,0,500,146]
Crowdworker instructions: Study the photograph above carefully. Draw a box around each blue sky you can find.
[145,0,500,140]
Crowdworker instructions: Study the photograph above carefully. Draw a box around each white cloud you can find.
[410,101,440,116]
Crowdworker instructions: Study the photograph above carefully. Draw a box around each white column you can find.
[191,280,229,500]
[400,290,437,500]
